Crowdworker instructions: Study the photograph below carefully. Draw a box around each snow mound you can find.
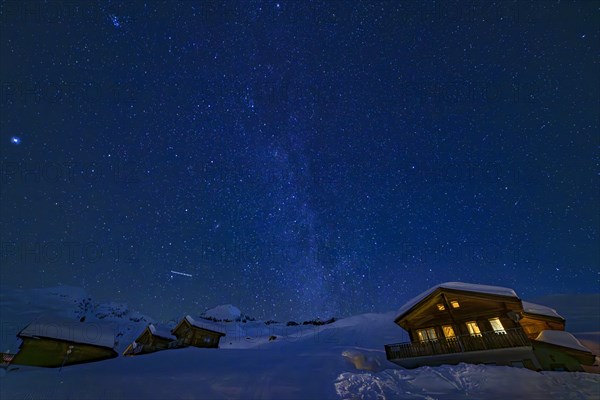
[341,349,386,372]
[535,330,593,353]
[201,304,242,321]
[335,363,600,400]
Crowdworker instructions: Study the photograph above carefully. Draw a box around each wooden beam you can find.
[441,292,464,351]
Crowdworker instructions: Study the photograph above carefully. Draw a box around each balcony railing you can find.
[385,327,531,361]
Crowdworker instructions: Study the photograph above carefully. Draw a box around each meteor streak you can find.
[170,270,193,277]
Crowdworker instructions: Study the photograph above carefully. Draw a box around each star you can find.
[10,136,21,145]
[109,15,121,28]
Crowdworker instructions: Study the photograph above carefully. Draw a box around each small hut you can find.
[10,320,117,368]
[172,315,225,348]
[532,330,596,372]
[123,323,176,356]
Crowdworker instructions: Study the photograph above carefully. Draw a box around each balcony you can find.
[385,327,531,361]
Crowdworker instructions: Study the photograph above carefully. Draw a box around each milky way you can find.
[0,1,598,321]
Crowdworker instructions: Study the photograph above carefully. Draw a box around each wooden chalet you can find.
[172,315,226,348]
[10,320,117,368]
[385,282,595,372]
[123,323,176,356]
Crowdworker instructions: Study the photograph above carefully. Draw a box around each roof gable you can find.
[395,282,520,322]
[172,315,226,337]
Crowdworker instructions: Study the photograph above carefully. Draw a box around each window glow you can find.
[442,325,456,338]
[466,321,481,336]
[416,327,438,342]
[489,317,506,334]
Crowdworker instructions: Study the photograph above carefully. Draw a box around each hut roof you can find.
[18,319,116,349]
[181,315,226,336]
[148,324,176,340]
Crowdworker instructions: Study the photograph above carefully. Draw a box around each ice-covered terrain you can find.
[0,286,598,399]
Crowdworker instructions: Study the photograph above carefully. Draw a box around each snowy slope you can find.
[1,286,599,399]
[1,313,598,400]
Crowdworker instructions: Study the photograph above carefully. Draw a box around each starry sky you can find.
[0,1,598,321]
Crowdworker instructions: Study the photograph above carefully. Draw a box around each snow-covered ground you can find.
[1,286,599,399]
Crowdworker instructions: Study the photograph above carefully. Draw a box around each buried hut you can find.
[123,323,176,356]
[172,315,226,348]
[10,319,117,368]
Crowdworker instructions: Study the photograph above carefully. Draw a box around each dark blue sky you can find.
[1,1,598,321]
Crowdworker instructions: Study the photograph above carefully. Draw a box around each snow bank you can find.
[335,363,600,400]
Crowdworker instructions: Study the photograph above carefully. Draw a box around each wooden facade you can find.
[395,287,525,344]
[171,316,225,348]
[385,283,592,371]
[11,338,117,368]
[520,314,565,339]
[10,321,117,368]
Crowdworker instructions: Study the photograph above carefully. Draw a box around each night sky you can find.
[0,1,598,321]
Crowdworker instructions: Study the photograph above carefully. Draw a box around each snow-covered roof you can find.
[18,320,116,349]
[535,330,592,353]
[396,282,519,319]
[148,324,176,340]
[522,301,564,320]
[183,315,226,336]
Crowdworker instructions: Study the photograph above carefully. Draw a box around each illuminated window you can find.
[466,321,481,336]
[450,300,460,308]
[416,327,438,342]
[437,303,446,311]
[442,325,456,339]
[489,317,506,334]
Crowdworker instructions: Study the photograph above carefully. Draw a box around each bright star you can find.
[10,136,21,145]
